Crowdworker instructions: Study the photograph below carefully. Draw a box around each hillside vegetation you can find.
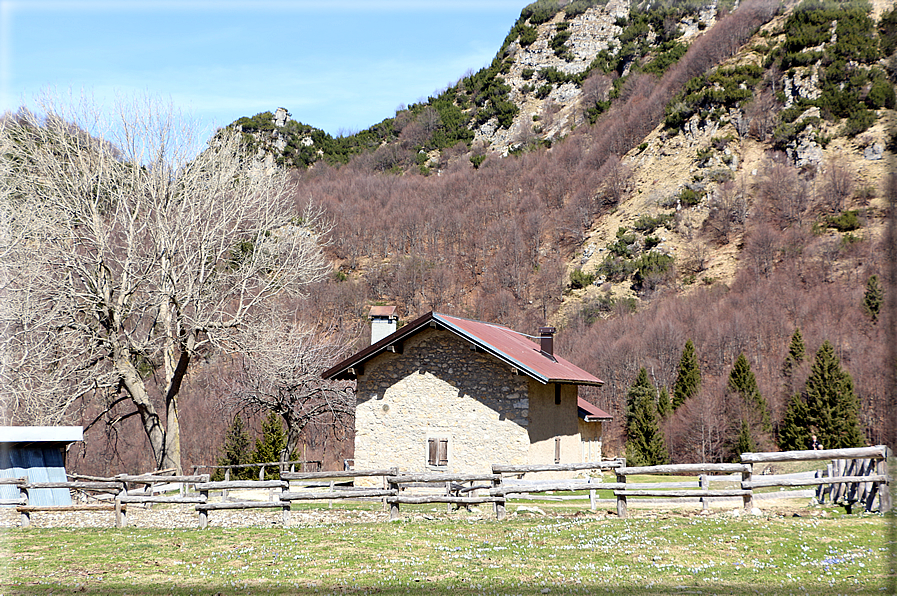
[53,0,897,474]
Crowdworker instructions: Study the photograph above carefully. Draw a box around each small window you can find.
[555,384,562,405]
[554,437,561,464]
[427,438,449,467]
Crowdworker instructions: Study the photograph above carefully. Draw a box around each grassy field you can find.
[1,503,892,595]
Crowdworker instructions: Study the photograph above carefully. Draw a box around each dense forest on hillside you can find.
[20,0,894,475]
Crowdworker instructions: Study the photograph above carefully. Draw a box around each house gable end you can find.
[353,329,532,473]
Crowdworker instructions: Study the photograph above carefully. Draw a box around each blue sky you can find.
[1,1,526,137]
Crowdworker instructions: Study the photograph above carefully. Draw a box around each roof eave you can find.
[549,378,605,387]
[322,311,438,380]
[583,415,613,422]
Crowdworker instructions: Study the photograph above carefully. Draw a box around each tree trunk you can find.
[165,396,182,474]
[162,343,192,475]
[116,357,174,470]
[283,416,306,465]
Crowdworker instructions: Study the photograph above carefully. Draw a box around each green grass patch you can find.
[2,512,889,594]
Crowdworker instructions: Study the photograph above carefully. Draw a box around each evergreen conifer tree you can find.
[728,353,772,433]
[625,368,668,466]
[672,339,701,411]
[734,420,756,456]
[726,353,772,459]
[778,393,810,451]
[214,413,253,480]
[657,386,671,419]
[781,328,805,378]
[805,341,865,448]
[863,274,883,323]
[251,412,294,478]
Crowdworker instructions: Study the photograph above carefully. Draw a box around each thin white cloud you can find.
[2,0,523,133]
[7,0,524,13]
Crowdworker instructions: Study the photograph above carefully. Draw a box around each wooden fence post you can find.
[199,488,209,529]
[879,448,892,513]
[114,493,126,528]
[831,459,843,504]
[388,475,400,520]
[742,465,753,511]
[824,462,833,503]
[700,475,709,511]
[19,485,30,527]
[493,476,506,520]
[844,459,859,506]
[615,468,627,518]
[445,481,452,513]
[281,483,290,526]
[858,459,873,505]
[589,476,597,512]
[19,484,31,528]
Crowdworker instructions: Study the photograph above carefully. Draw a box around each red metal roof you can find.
[368,306,397,318]
[577,398,612,421]
[323,311,603,387]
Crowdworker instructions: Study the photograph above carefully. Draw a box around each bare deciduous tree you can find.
[703,180,748,244]
[668,383,730,463]
[823,160,855,213]
[0,96,330,472]
[744,91,778,140]
[226,321,355,462]
[756,156,810,227]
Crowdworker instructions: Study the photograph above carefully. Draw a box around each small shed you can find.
[0,426,83,506]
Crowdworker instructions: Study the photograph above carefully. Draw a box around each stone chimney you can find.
[539,327,556,360]
[369,306,398,345]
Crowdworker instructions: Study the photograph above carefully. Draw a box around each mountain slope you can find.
[223,0,896,460]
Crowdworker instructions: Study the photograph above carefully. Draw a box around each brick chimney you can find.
[369,306,398,345]
[539,327,556,360]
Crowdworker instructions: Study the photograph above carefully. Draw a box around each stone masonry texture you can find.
[354,328,584,477]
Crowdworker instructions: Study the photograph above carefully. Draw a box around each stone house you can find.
[323,311,610,475]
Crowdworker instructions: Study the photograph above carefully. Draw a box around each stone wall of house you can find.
[354,329,531,477]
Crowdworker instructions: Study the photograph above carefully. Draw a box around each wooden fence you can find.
[7,473,210,527]
[3,446,890,527]
[192,459,322,481]
[193,468,399,529]
[489,460,625,519]
[612,462,753,518]
[741,445,891,514]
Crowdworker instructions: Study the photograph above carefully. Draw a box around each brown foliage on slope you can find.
[561,227,891,460]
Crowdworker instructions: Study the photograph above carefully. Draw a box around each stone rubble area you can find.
[0,505,390,529]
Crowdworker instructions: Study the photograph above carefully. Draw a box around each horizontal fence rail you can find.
[3,447,890,527]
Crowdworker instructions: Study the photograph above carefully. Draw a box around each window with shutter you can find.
[428,438,438,466]
[427,437,449,467]
[437,439,448,466]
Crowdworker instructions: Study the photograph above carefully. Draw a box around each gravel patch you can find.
[0,504,390,529]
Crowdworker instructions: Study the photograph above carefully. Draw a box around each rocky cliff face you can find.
[475,0,723,154]
[476,0,630,152]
